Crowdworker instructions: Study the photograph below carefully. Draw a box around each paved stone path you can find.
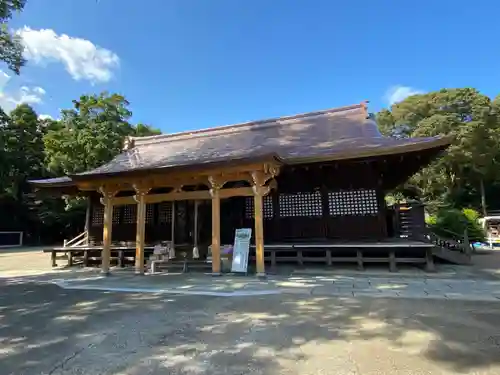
[1,247,500,301]
[2,281,500,375]
[42,272,500,301]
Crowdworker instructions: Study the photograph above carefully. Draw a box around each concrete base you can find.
[211,272,222,277]
[101,270,111,276]
[256,273,267,279]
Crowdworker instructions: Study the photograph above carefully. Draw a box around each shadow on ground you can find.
[1,277,500,375]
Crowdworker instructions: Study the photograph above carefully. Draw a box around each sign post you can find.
[231,228,252,274]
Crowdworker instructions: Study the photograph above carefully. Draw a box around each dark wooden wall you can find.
[88,159,392,245]
[223,161,388,244]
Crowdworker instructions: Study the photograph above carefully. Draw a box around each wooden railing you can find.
[390,203,472,263]
[428,228,472,256]
[63,231,89,248]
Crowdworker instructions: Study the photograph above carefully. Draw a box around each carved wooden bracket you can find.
[98,185,120,205]
[132,184,151,203]
[249,164,281,188]
[250,171,268,187]
[208,175,227,197]
[263,163,281,178]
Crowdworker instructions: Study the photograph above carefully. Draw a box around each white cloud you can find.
[33,87,46,95]
[0,70,46,112]
[17,27,120,83]
[385,85,424,106]
[38,114,53,120]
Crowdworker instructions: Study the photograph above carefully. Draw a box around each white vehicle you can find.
[478,215,500,248]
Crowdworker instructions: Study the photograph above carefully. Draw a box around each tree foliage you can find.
[44,92,160,175]
[377,88,500,214]
[0,91,161,244]
[0,0,26,74]
[426,208,485,242]
[2,86,500,244]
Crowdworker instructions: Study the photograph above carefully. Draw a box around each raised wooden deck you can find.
[245,239,435,272]
[44,238,468,272]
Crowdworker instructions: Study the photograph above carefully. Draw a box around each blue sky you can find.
[1,0,499,133]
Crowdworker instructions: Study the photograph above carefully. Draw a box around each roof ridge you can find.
[130,103,366,147]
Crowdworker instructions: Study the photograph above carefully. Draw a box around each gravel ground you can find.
[1,279,500,375]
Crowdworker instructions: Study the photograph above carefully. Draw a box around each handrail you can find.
[431,226,464,240]
[71,236,88,247]
[64,231,89,248]
[427,227,472,257]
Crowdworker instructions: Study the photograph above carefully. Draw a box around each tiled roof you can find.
[28,176,73,185]
[30,103,452,186]
[74,103,451,178]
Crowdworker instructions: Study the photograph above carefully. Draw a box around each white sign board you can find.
[231,228,252,273]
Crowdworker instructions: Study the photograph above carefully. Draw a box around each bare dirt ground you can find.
[0,247,53,277]
[1,248,500,374]
[1,281,500,375]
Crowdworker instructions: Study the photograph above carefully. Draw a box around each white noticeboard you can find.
[231,228,252,273]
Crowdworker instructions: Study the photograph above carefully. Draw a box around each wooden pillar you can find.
[253,190,265,276]
[251,171,272,277]
[84,196,92,244]
[99,187,118,275]
[133,185,150,274]
[193,200,199,259]
[209,177,223,275]
[171,201,176,251]
[194,200,199,248]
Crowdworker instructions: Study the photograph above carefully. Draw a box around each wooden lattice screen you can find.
[92,205,104,225]
[245,196,273,219]
[279,191,322,217]
[158,202,173,223]
[122,204,137,223]
[146,204,154,224]
[112,207,121,224]
[328,189,378,216]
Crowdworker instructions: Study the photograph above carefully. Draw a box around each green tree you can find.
[0,0,27,74]
[44,92,161,175]
[134,123,161,137]
[3,103,44,198]
[0,104,46,240]
[376,88,500,214]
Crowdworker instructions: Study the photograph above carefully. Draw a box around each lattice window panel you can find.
[92,205,104,225]
[122,204,137,224]
[146,204,154,224]
[158,202,173,223]
[328,189,378,216]
[245,196,274,219]
[279,191,322,217]
[112,206,121,224]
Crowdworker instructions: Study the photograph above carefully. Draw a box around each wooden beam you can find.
[75,160,282,192]
[108,186,274,206]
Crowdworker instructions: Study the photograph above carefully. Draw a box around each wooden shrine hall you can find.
[31,103,452,275]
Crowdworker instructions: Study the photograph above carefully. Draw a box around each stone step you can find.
[152,260,212,273]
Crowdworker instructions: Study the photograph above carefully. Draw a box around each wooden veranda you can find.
[74,159,281,276]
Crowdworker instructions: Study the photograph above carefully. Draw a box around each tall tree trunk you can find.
[480,178,487,216]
